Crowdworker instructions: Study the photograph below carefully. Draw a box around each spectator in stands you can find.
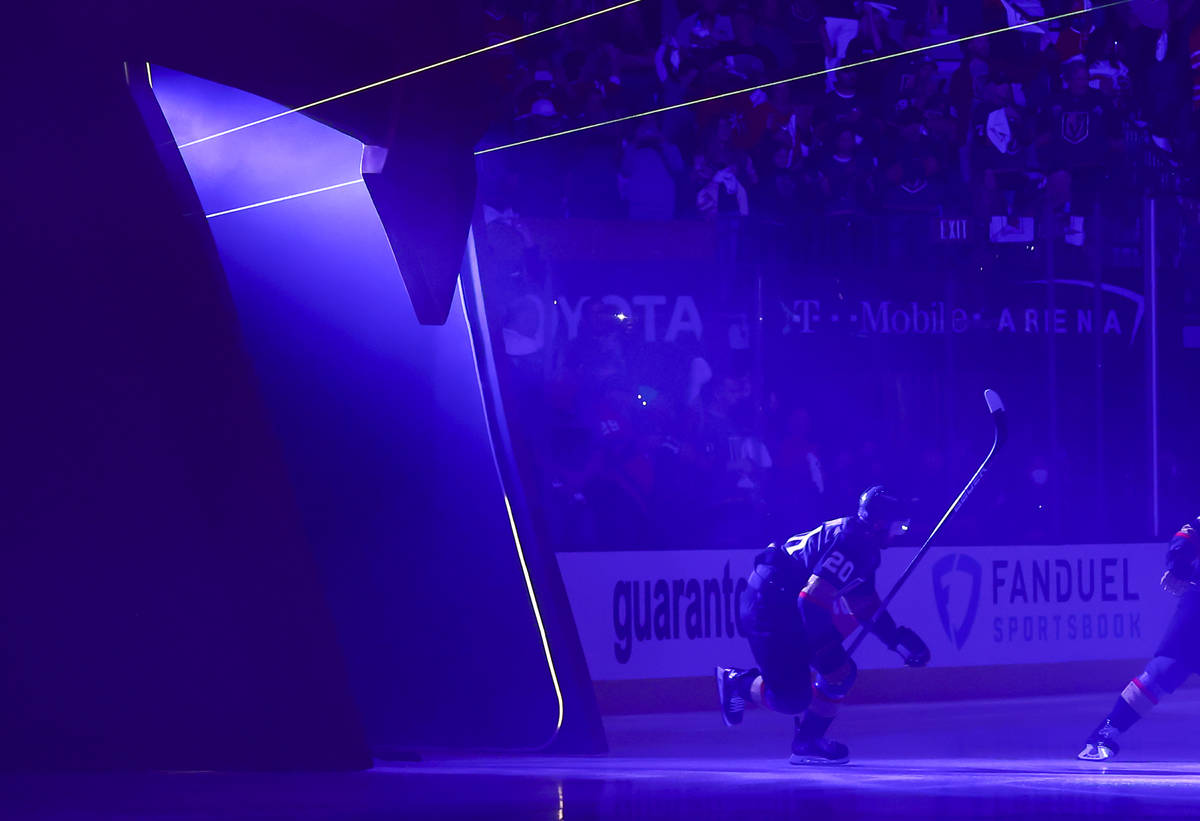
[620,119,685,220]
[716,2,781,85]
[968,72,1035,219]
[601,4,659,112]
[823,0,862,76]
[1190,15,1200,113]
[482,0,523,58]
[1055,0,1098,65]
[1040,61,1123,214]
[949,35,991,142]
[879,107,944,213]
[784,0,835,102]
[815,66,879,146]
[565,128,625,219]
[885,25,938,117]
[676,0,735,52]
[699,370,773,546]
[515,59,569,126]
[844,2,900,97]
[761,81,815,139]
[694,121,757,217]
[565,299,629,392]
[1086,23,1133,102]
[818,126,876,214]
[754,129,820,222]
[770,404,826,527]
[754,0,803,73]
[696,157,754,218]
[916,78,959,168]
[580,376,655,548]
[978,0,1041,87]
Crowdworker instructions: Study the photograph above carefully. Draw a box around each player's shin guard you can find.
[1114,673,1161,730]
[749,675,766,707]
[794,682,842,741]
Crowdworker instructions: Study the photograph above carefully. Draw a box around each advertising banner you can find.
[557,544,1175,682]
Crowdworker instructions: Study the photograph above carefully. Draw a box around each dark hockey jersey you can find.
[779,516,883,598]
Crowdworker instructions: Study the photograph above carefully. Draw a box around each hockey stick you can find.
[845,389,1008,656]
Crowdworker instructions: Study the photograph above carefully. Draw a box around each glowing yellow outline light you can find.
[502,494,566,737]
[203,179,364,218]
[178,0,645,148]
[461,232,566,745]
[474,0,1129,155]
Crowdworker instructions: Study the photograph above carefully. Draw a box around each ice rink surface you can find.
[6,689,1200,819]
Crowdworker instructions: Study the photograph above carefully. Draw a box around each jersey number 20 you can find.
[823,551,856,583]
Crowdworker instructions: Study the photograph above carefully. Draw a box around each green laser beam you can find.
[179,0,645,148]
[474,0,1130,156]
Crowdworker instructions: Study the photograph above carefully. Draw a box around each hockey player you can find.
[715,486,931,764]
[1078,515,1200,761]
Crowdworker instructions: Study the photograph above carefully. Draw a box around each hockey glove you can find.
[1160,570,1195,597]
[893,626,930,667]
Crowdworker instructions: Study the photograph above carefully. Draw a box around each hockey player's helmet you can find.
[857,486,910,537]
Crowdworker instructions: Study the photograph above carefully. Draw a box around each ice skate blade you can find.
[1077,743,1117,762]
[789,753,850,766]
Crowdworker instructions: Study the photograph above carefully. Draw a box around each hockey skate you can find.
[789,736,850,765]
[1077,719,1121,761]
[715,666,757,727]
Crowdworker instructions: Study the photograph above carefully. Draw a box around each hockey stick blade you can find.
[846,389,1007,656]
[984,388,1008,448]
